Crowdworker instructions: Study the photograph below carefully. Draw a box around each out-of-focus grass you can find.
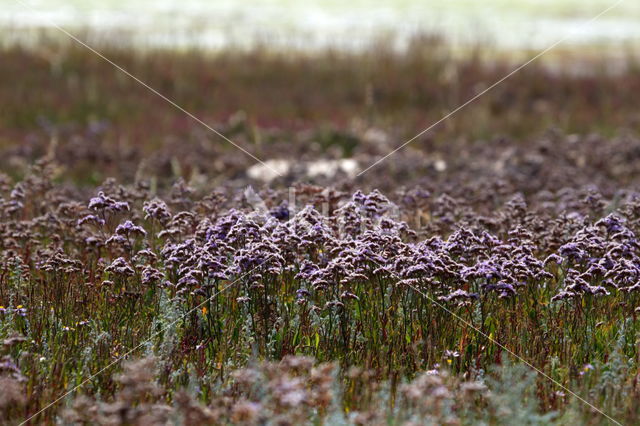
[0,31,639,158]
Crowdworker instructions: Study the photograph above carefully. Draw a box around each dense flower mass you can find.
[3,129,640,424]
[5,33,640,424]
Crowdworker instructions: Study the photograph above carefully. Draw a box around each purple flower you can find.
[88,191,130,213]
[558,242,585,262]
[141,266,163,286]
[595,214,625,234]
[270,201,290,221]
[115,220,147,237]
[77,214,105,227]
[105,257,135,276]
[439,289,479,302]
[143,198,172,223]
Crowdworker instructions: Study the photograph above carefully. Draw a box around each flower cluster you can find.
[3,143,640,423]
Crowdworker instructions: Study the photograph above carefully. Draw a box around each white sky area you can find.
[2,0,639,50]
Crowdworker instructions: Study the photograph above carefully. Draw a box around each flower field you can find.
[1,37,640,425]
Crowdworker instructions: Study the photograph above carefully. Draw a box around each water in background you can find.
[2,0,640,51]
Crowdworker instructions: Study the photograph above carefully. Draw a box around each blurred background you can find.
[3,0,640,50]
[1,1,639,188]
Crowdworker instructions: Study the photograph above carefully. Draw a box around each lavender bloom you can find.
[105,257,135,276]
[551,290,577,302]
[77,214,106,227]
[439,289,479,302]
[88,191,130,213]
[136,249,158,262]
[115,220,147,237]
[595,214,625,234]
[141,266,163,286]
[270,201,290,221]
[105,234,128,246]
[143,197,172,223]
[558,242,586,262]
[543,254,563,266]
